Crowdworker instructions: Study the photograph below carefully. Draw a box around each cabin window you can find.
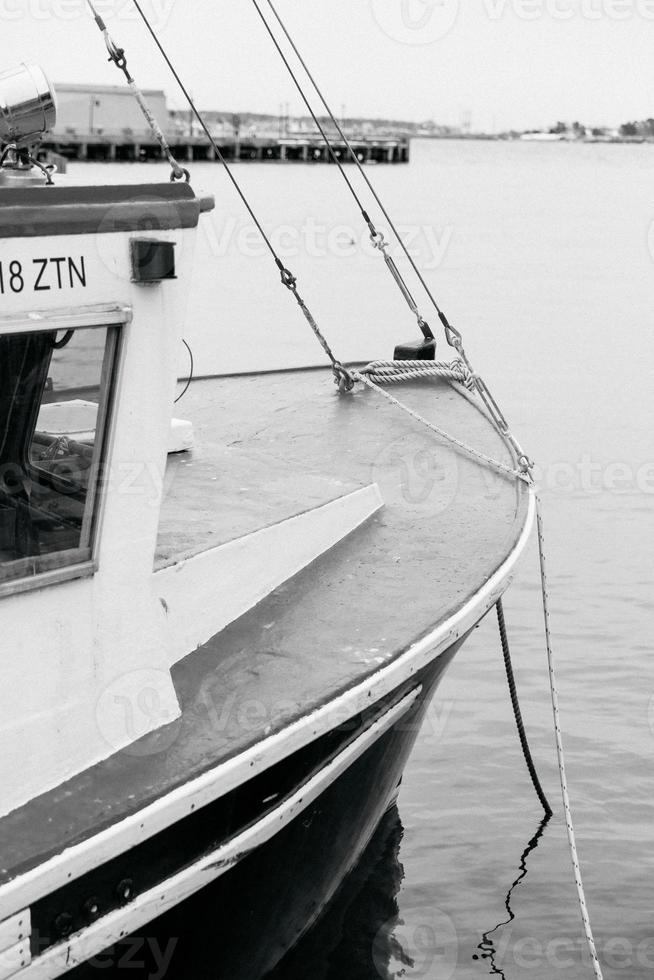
[0,323,119,592]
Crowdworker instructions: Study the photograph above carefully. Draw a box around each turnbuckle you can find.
[278,263,297,291]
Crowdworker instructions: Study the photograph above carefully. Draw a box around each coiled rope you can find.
[359,358,475,389]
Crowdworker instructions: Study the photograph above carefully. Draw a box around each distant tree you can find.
[620,122,638,137]
[572,121,587,137]
[550,121,567,134]
[591,127,605,137]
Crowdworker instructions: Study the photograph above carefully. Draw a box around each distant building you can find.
[53,83,169,140]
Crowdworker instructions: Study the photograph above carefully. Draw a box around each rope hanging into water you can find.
[534,494,604,979]
[353,363,602,976]
[83,0,187,182]
[249,0,434,342]
[128,0,353,392]
[496,599,552,816]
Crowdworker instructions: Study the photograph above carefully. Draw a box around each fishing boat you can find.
[0,39,537,980]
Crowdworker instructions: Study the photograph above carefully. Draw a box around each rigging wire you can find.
[127,0,354,391]
[83,0,187,182]
[257,0,449,326]
[249,0,434,341]
[248,0,538,471]
[129,0,277,263]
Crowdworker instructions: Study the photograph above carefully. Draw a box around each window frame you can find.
[0,304,130,598]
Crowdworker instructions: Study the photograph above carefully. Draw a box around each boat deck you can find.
[0,368,529,894]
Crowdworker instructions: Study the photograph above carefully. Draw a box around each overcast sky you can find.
[3,0,654,131]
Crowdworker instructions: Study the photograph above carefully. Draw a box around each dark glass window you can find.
[0,325,118,590]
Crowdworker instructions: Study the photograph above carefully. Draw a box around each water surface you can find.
[70,139,654,978]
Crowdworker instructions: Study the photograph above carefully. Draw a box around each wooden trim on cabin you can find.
[0,184,214,239]
[0,305,132,336]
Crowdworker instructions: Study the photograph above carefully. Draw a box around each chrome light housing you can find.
[0,64,56,147]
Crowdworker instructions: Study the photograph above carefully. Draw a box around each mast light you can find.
[0,64,57,147]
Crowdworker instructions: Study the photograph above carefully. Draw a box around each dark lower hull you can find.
[64,644,460,980]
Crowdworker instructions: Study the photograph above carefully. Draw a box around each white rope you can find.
[351,370,525,483]
[354,368,603,978]
[535,493,604,979]
[359,358,475,389]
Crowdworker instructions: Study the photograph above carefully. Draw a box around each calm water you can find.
[70,140,654,978]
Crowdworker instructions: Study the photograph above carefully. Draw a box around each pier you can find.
[40,133,409,165]
[43,83,410,166]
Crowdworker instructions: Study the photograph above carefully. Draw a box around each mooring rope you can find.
[351,369,525,483]
[535,494,604,979]
[353,367,603,978]
[496,599,553,817]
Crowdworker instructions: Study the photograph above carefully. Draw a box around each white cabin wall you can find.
[0,217,199,818]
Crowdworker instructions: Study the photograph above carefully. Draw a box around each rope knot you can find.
[333,362,355,393]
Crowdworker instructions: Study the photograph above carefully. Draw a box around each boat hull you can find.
[26,641,461,980]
